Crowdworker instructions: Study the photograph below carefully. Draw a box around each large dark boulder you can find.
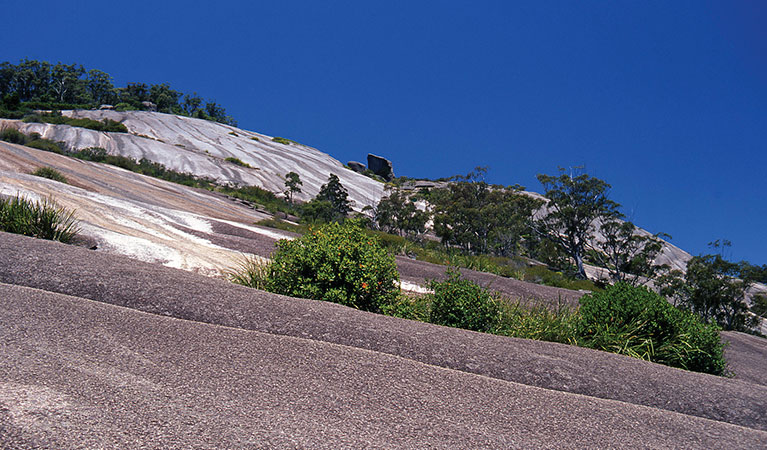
[367,153,394,181]
[347,161,366,173]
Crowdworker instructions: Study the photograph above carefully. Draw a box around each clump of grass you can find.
[227,256,271,290]
[224,156,252,168]
[272,136,295,145]
[31,167,68,184]
[228,131,239,137]
[496,299,578,344]
[250,136,260,142]
[0,195,79,243]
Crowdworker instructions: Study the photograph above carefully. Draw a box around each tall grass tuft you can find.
[227,256,271,290]
[0,195,79,243]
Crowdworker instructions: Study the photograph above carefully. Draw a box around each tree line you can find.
[0,59,236,125]
[287,167,764,335]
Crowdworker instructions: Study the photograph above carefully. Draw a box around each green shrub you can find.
[271,136,294,145]
[114,102,139,111]
[0,128,28,144]
[0,195,79,243]
[267,221,400,312]
[224,156,251,168]
[381,293,432,322]
[31,167,68,184]
[250,136,260,142]
[576,283,727,375]
[428,269,502,333]
[26,137,66,154]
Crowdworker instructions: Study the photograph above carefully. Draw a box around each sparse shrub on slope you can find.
[32,167,68,184]
[267,220,399,312]
[428,269,502,333]
[0,195,79,243]
[0,128,27,144]
[576,283,727,375]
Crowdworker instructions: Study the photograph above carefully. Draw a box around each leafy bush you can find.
[576,283,727,375]
[26,137,66,154]
[224,156,251,168]
[0,128,28,144]
[0,195,79,243]
[32,167,68,184]
[267,221,399,312]
[428,269,502,333]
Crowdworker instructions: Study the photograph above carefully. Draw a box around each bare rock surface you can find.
[1,232,766,437]
[1,110,386,209]
[723,331,767,387]
[0,141,291,275]
[4,282,766,448]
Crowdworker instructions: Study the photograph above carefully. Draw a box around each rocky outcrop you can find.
[367,153,394,181]
[347,161,366,173]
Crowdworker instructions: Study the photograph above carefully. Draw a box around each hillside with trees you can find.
[0,59,236,125]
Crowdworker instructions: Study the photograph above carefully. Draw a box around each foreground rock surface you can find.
[4,282,766,448]
[1,232,766,446]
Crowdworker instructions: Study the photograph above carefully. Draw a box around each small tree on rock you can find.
[284,171,302,204]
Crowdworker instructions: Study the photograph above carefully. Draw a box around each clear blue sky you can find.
[3,1,766,264]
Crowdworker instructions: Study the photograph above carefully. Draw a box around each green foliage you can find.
[0,128,27,144]
[535,168,622,279]
[267,221,400,312]
[590,220,668,285]
[227,256,270,290]
[752,294,767,319]
[271,136,295,145]
[31,167,68,184]
[114,102,139,111]
[431,167,541,256]
[496,299,578,344]
[428,269,502,333]
[375,188,428,238]
[0,59,236,126]
[219,184,293,214]
[521,265,600,291]
[381,293,432,322]
[22,113,128,133]
[284,171,302,204]
[0,195,79,243]
[577,283,727,375]
[300,174,352,223]
[224,156,251,168]
[25,136,66,153]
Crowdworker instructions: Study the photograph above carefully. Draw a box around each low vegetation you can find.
[22,113,128,133]
[577,283,726,374]
[224,156,251,168]
[0,195,79,243]
[271,136,297,145]
[31,167,68,184]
